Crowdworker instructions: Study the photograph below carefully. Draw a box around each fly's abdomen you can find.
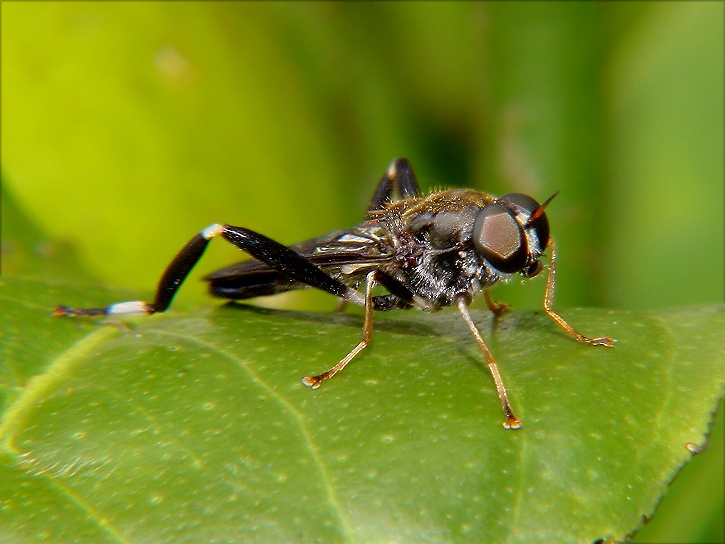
[207,270,306,300]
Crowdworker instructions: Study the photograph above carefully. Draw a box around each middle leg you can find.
[302,271,380,388]
[543,240,614,347]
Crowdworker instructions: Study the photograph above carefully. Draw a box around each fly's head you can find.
[472,192,558,279]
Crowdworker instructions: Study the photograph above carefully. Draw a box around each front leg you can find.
[55,224,365,317]
[542,239,615,347]
[457,297,522,430]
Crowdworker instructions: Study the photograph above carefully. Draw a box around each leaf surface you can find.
[1,277,723,543]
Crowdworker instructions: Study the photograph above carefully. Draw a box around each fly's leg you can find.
[302,271,379,388]
[457,297,522,430]
[483,289,510,315]
[334,268,427,314]
[54,224,365,318]
[367,158,422,213]
[544,240,615,347]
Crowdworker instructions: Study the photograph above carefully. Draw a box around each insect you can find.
[55,158,614,429]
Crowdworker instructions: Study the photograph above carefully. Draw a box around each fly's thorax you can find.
[365,188,555,308]
[376,199,487,307]
[405,205,481,249]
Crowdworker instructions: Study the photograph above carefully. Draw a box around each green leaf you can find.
[1,276,723,543]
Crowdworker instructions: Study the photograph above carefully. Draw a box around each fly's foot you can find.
[54,305,105,317]
[483,291,510,315]
[301,375,324,389]
[503,415,523,430]
[489,301,511,315]
[587,336,616,347]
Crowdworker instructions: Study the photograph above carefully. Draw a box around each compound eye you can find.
[473,203,527,273]
[499,193,539,214]
[500,192,551,251]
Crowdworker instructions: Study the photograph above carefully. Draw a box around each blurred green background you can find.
[2,2,722,542]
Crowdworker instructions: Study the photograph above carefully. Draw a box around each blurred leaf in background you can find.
[2,2,722,542]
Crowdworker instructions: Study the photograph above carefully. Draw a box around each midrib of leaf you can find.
[638,313,678,469]
[0,325,134,544]
[151,326,354,539]
[0,326,121,449]
[1,315,353,542]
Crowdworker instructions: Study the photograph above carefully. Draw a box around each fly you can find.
[55,158,614,429]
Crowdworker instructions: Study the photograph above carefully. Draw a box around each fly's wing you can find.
[204,228,392,300]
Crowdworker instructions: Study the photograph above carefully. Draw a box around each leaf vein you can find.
[152,327,354,539]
